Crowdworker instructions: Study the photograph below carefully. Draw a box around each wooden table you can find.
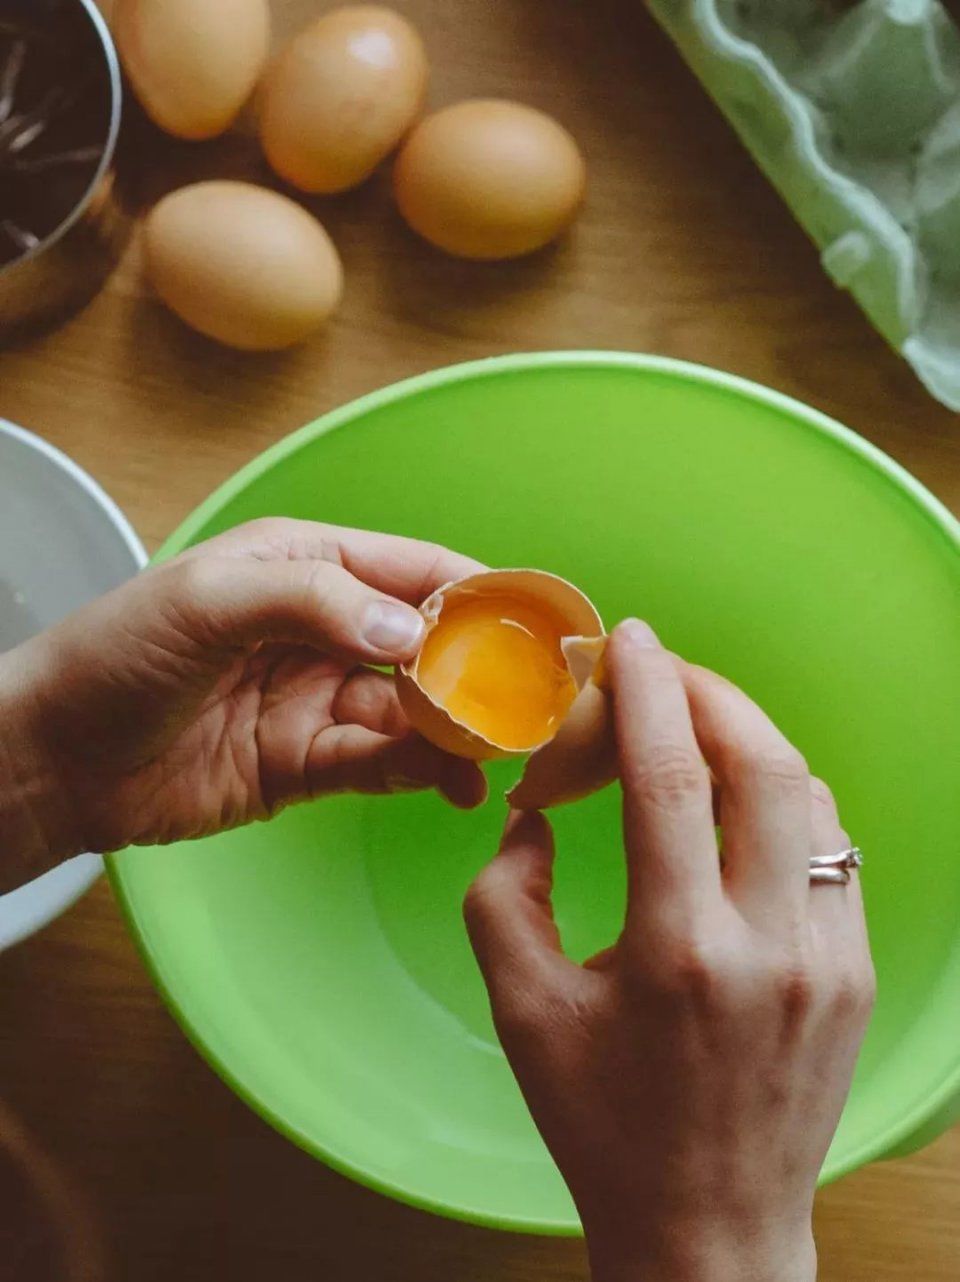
[1,2,958,1278]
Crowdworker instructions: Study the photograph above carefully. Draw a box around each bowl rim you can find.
[108,351,960,1234]
[0,417,146,949]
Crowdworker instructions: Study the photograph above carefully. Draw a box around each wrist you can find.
[0,647,84,892]
[587,1217,817,1282]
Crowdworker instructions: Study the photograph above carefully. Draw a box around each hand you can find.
[0,518,487,892]
[465,620,875,1282]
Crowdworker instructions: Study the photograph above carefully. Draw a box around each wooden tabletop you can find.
[1,1,958,1278]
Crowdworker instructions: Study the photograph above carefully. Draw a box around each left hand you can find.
[0,518,487,891]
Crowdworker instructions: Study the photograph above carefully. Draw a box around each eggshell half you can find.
[396,568,603,761]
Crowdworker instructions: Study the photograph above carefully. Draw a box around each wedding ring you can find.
[810,846,863,886]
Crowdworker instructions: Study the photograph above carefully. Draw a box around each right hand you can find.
[465,619,875,1282]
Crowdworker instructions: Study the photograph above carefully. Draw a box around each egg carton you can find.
[647,0,960,410]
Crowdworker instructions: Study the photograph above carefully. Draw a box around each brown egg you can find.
[259,6,428,194]
[393,99,586,259]
[114,0,270,140]
[143,182,343,350]
[397,570,614,809]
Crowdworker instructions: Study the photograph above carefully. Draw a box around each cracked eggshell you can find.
[395,569,603,763]
[508,635,616,810]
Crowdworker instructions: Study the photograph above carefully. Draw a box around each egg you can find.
[396,569,614,808]
[143,182,343,350]
[259,6,428,194]
[114,0,270,140]
[393,99,586,260]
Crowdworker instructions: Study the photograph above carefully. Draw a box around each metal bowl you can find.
[0,420,146,950]
[0,0,129,338]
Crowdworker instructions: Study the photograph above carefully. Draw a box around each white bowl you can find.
[0,420,146,949]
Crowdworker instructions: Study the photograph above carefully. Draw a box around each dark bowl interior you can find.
[0,0,114,268]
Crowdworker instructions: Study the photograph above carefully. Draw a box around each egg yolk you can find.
[416,594,577,749]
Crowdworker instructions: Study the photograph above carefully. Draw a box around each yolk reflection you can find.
[416,594,577,749]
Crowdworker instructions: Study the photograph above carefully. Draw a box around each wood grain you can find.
[1,2,958,1279]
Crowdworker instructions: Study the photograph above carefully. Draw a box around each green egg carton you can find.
[648,0,960,409]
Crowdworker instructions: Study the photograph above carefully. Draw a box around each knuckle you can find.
[830,969,860,1018]
[765,747,810,791]
[729,742,808,794]
[316,533,346,566]
[235,516,320,561]
[166,554,212,601]
[833,961,877,1019]
[237,516,279,543]
[809,776,837,814]
[626,644,679,690]
[160,558,223,634]
[672,948,720,1006]
[628,743,708,810]
[422,540,448,569]
[303,558,339,602]
[638,934,732,1009]
[417,541,456,596]
[771,956,816,1031]
[299,562,353,634]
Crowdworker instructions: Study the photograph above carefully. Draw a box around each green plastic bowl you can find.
[110,353,960,1234]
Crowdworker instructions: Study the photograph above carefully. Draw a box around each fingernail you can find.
[621,618,661,649]
[362,602,425,655]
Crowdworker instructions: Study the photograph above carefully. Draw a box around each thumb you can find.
[158,555,427,665]
[463,811,572,1007]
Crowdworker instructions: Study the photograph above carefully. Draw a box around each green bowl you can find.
[110,353,960,1234]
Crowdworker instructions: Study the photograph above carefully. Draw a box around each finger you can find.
[463,811,576,1007]
[607,620,720,935]
[806,776,875,1018]
[681,664,812,929]
[807,777,868,947]
[185,518,486,605]
[305,722,487,809]
[331,667,409,736]
[165,555,430,665]
[244,652,486,812]
[331,668,491,805]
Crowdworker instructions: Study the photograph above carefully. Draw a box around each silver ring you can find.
[810,846,863,886]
